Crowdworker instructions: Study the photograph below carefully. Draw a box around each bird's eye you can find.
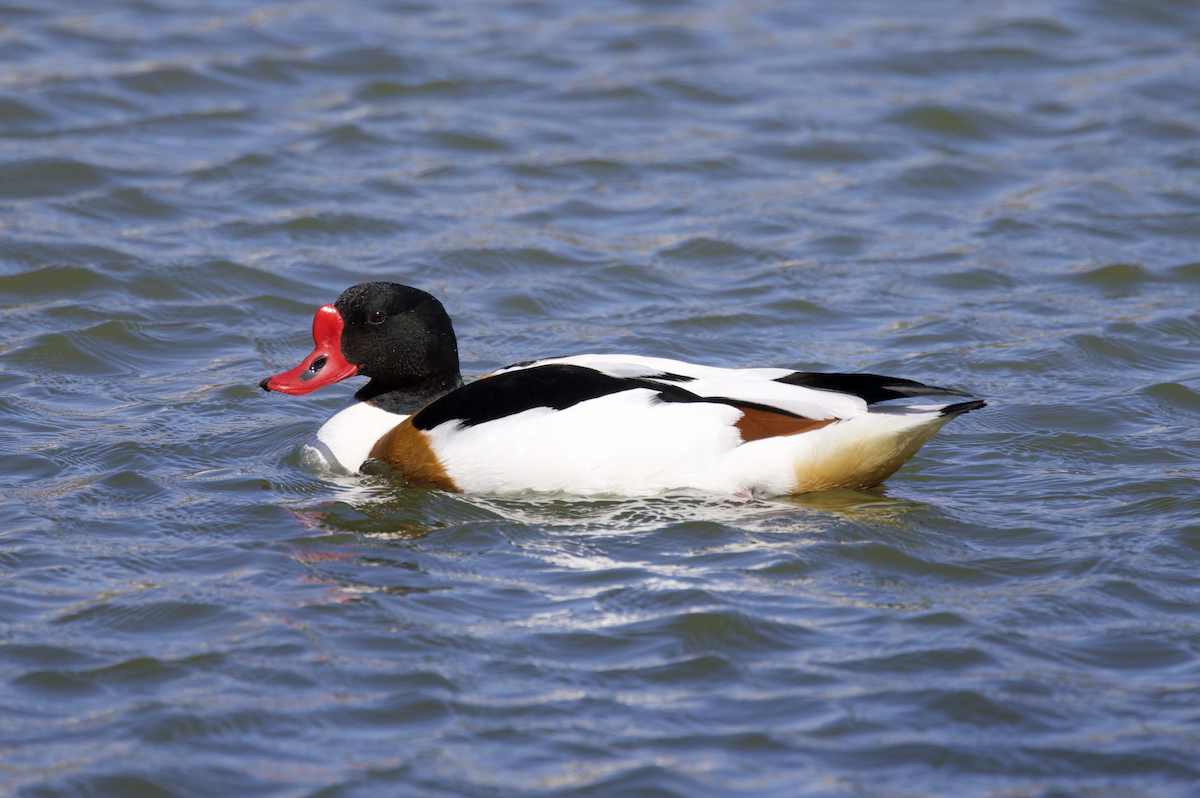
[368,311,386,325]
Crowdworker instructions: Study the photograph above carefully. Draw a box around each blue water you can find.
[2,1,1200,796]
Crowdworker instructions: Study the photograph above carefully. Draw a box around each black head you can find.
[333,282,460,390]
[260,282,462,409]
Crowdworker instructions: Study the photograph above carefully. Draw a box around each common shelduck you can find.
[260,282,984,498]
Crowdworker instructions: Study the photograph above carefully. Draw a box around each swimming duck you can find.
[260,282,984,498]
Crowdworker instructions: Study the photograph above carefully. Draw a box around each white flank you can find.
[423,389,965,498]
[302,400,405,472]
[425,388,745,495]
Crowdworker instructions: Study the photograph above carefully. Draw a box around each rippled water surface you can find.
[3,1,1200,796]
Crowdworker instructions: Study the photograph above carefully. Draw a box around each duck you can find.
[260,281,984,498]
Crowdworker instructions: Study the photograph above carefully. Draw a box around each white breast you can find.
[302,401,405,472]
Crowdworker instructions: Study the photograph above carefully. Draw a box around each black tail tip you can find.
[939,399,987,417]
